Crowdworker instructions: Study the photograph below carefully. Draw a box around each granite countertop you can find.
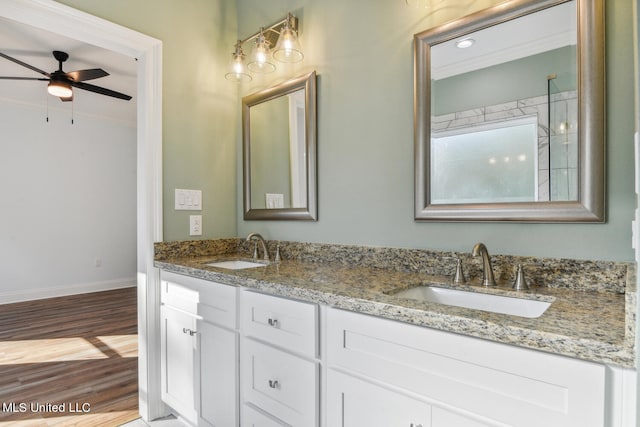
[155,253,635,368]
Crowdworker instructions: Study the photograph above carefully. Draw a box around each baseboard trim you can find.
[0,278,137,304]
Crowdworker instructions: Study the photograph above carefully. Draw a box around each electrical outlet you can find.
[190,215,202,236]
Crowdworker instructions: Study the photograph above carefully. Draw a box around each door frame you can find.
[635,0,640,420]
[0,0,164,420]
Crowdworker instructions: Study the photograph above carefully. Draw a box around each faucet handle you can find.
[453,258,466,284]
[512,264,529,291]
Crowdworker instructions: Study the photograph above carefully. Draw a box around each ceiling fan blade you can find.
[0,76,48,81]
[66,68,109,82]
[0,52,50,77]
[71,81,132,101]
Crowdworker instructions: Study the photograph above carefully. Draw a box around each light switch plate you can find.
[189,215,202,236]
[266,193,284,209]
[633,132,640,194]
[175,189,202,210]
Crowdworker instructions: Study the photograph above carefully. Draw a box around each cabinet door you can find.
[161,305,197,424]
[431,407,498,427]
[327,369,432,427]
[242,404,288,427]
[198,319,238,427]
[327,307,605,427]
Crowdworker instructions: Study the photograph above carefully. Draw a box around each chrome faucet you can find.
[246,232,270,261]
[471,243,496,287]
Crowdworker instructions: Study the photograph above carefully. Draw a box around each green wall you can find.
[235,0,636,262]
[55,0,636,262]
[433,46,577,115]
[250,95,292,208]
[55,0,240,242]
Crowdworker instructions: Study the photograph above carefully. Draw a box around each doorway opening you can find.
[0,0,163,422]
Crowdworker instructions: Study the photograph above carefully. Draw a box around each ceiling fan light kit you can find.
[0,50,132,103]
[47,79,72,98]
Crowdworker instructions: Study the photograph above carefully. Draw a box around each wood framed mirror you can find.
[414,0,604,221]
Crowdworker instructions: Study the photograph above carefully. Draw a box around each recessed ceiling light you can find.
[456,38,475,49]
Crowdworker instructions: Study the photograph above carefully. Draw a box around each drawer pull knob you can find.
[267,318,279,327]
[410,424,423,427]
[182,328,198,336]
[268,379,279,389]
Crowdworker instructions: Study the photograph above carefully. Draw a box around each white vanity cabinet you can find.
[240,290,320,427]
[327,368,510,427]
[326,307,609,427]
[161,302,198,423]
[327,369,433,427]
[160,271,239,427]
[158,268,635,427]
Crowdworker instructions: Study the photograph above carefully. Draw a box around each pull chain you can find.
[44,93,76,124]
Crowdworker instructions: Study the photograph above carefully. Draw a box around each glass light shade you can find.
[47,80,72,98]
[247,36,276,73]
[273,27,303,63]
[225,50,252,82]
[405,0,429,8]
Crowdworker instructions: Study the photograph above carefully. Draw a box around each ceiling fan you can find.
[0,50,132,102]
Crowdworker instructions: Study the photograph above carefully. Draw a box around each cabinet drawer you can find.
[242,404,288,427]
[242,338,318,427]
[197,281,237,329]
[161,274,199,314]
[161,271,237,329]
[241,290,318,357]
[327,307,606,427]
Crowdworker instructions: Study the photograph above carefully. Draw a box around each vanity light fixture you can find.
[273,16,304,63]
[405,0,429,8]
[225,12,303,82]
[456,38,475,49]
[225,41,252,82]
[248,29,276,73]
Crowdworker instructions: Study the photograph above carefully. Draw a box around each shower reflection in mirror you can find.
[430,84,577,204]
[428,0,577,205]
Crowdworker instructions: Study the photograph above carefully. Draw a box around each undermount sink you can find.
[390,285,552,319]
[205,260,268,270]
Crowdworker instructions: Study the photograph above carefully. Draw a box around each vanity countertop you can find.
[155,253,635,368]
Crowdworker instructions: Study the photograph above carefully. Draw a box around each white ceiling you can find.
[0,16,137,124]
[431,1,576,80]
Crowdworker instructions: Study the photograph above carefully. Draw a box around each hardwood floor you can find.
[0,287,139,426]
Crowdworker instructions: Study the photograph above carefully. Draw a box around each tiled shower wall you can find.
[432,90,578,201]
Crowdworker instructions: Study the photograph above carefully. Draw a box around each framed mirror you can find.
[414,0,604,221]
[243,71,317,220]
